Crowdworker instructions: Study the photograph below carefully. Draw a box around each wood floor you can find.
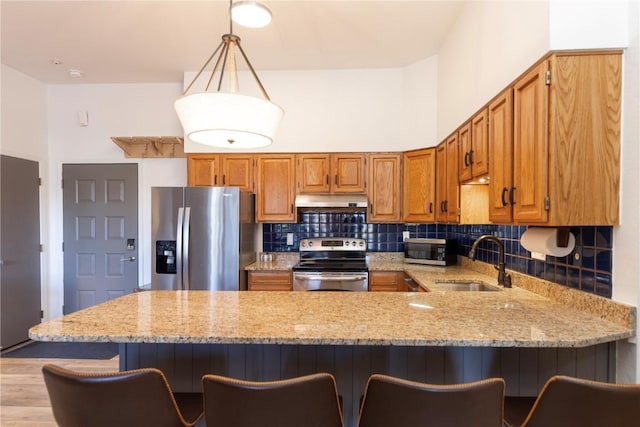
[0,356,118,426]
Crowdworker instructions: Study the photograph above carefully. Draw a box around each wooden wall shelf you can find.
[111,136,186,158]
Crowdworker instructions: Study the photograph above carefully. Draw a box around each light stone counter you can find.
[30,284,633,348]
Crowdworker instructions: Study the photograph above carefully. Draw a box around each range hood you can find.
[295,194,368,209]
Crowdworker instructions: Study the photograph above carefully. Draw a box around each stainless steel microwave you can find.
[403,238,458,266]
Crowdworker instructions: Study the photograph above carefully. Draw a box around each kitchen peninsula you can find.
[30,263,634,427]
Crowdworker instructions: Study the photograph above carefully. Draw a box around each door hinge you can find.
[38,177,42,186]
[545,70,551,85]
[39,244,44,252]
[40,310,44,319]
[61,179,64,189]
[62,242,64,251]
[544,197,551,211]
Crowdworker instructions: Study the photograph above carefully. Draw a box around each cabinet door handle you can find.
[429,202,433,214]
[214,175,217,185]
[222,174,226,185]
[509,186,516,205]
[501,187,508,207]
[444,200,448,212]
[469,149,474,165]
[326,175,329,185]
[464,152,470,167]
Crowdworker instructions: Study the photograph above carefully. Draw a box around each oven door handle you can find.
[294,274,368,281]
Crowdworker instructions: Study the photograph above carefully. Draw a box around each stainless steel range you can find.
[293,238,368,291]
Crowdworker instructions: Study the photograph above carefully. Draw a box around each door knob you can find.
[120,256,136,262]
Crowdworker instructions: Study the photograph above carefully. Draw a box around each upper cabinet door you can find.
[458,122,473,182]
[296,154,331,193]
[513,60,549,223]
[402,148,435,223]
[188,155,220,186]
[435,142,448,223]
[221,154,254,192]
[332,153,366,193]
[445,133,460,223]
[296,153,366,194]
[368,153,401,223]
[471,109,489,178]
[256,154,296,222]
[488,89,514,223]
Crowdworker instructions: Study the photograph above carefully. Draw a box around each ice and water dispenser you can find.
[155,240,177,274]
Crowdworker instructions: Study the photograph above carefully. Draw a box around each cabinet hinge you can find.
[545,70,551,85]
[544,197,551,211]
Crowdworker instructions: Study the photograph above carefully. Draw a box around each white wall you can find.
[436,1,550,140]
[612,0,640,384]
[183,67,429,153]
[1,65,50,321]
[46,83,187,318]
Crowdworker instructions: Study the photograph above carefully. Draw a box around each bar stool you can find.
[358,374,505,427]
[201,372,343,427]
[42,364,203,427]
[503,375,640,427]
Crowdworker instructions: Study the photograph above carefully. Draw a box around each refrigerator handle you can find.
[183,207,192,290]
[176,207,185,290]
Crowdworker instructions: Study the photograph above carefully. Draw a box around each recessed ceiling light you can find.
[67,69,83,78]
[231,1,272,28]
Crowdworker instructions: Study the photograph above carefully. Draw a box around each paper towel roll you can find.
[520,227,575,257]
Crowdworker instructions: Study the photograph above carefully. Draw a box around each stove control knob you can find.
[352,241,357,247]
[301,241,307,248]
[358,241,364,247]
[308,241,313,247]
[344,241,350,246]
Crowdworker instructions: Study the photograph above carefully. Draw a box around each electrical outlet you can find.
[531,251,546,261]
[286,233,294,245]
[402,231,410,241]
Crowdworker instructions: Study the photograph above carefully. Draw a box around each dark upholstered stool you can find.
[202,372,343,427]
[503,375,640,427]
[42,364,203,427]
[358,374,505,427]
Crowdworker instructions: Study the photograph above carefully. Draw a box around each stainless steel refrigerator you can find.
[151,187,255,291]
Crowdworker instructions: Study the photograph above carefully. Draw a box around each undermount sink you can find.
[434,280,500,292]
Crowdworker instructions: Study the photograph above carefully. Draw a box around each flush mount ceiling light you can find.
[231,1,272,28]
[174,0,283,149]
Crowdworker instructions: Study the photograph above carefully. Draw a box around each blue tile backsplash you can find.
[262,213,614,298]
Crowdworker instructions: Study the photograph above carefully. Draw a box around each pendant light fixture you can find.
[175,0,283,149]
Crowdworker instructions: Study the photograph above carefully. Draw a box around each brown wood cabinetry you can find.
[435,134,460,223]
[368,271,405,292]
[296,153,366,194]
[492,51,621,225]
[187,154,254,192]
[488,89,514,223]
[402,148,436,223]
[255,154,296,222]
[248,271,292,291]
[368,153,402,223]
[459,109,489,183]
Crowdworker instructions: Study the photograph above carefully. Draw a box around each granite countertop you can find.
[30,271,635,347]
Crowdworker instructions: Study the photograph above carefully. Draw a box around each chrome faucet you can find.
[468,235,512,288]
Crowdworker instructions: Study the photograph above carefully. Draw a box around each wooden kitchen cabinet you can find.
[368,153,402,223]
[248,271,292,291]
[368,271,404,292]
[402,148,436,223]
[435,134,460,223]
[296,153,366,194]
[187,154,254,192]
[493,51,622,225]
[459,109,489,183]
[488,88,514,223]
[255,154,296,222]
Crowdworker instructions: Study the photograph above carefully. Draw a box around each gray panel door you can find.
[62,164,138,314]
[0,155,42,349]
